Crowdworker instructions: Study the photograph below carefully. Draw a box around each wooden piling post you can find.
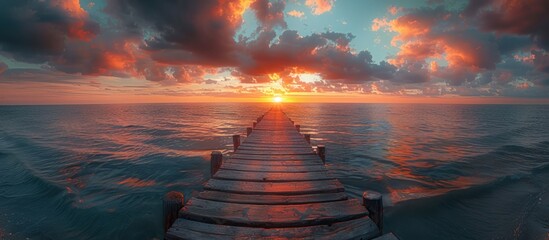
[257,117,262,123]
[291,120,294,125]
[163,191,185,232]
[317,145,326,164]
[232,135,240,151]
[295,124,301,132]
[304,134,311,144]
[246,127,253,136]
[210,151,223,176]
[253,121,257,128]
[363,191,383,233]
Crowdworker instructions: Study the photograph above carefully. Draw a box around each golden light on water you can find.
[273,96,283,102]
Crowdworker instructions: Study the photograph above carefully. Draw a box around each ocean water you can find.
[0,103,548,240]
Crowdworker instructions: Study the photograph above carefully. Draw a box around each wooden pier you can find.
[164,107,398,239]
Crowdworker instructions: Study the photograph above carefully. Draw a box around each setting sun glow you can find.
[273,96,283,102]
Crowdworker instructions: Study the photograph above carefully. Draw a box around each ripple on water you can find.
[0,103,547,239]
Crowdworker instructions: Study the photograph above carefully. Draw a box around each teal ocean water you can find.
[0,103,548,239]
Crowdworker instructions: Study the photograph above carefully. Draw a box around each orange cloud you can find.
[388,6,401,15]
[50,0,96,40]
[371,18,391,31]
[305,0,334,15]
[287,10,305,18]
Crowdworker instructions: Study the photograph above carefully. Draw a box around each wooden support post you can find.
[317,145,326,164]
[291,120,294,125]
[232,135,240,151]
[163,191,184,232]
[304,134,311,144]
[257,117,262,123]
[363,191,383,233]
[253,121,257,128]
[246,127,253,136]
[295,124,301,132]
[210,151,223,176]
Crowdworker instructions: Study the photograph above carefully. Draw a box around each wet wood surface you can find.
[167,217,380,240]
[166,107,380,239]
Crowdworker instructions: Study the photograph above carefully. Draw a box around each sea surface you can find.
[0,103,548,240]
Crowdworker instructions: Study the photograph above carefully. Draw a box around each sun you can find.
[273,96,283,102]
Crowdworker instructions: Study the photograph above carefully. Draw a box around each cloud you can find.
[251,0,287,29]
[105,0,251,59]
[305,0,334,15]
[0,68,94,83]
[371,18,390,31]
[477,0,549,50]
[377,4,540,86]
[287,10,305,18]
[388,6,401,15]
[532,50,549,73]
[50,35,135,77]
[237,29,396,83]
[0,61,6,75]
[0,0,99,63]
[0,0,547,99]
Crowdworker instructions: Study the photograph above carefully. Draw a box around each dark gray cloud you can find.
[477,0,549,50]
[105,0,245,60]
[251,0,287,30]
[0,0,99,63]
[0,61,7,74]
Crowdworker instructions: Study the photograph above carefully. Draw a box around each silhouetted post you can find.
[295,124,301,133]
[232,135,240,151]
[257,116,262,123]
[210,151,223,176]
[317,145,326,164]
[363,191,383,233]
[163,191,184,232]
[291,120,294,125]
[304,134,311,144]
[253,121,257,128]
[246,127,253,136]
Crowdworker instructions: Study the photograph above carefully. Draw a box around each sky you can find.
[0,0,549,104]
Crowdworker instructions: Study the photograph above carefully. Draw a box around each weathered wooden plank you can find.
[251,129,299,131]
[229,154,320,161]
[245,132,302,136]
[235,149,315,155]
[245,133,303,137]
[213,169,334,182]
[180,198,368,228]
[238,143,311,149]
[166,217,379,240]
[242,141,310,146]
[243,138,307,143]
[204,178,344,195]
[237,146,313,154]
[239,143,311,148]
[240,142,308,147]
[220,162,326,172]
[223,159,321,166]
[197,191,348,205]
[244,135,306,139]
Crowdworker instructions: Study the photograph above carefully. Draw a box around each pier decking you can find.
[165,107,395,239]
